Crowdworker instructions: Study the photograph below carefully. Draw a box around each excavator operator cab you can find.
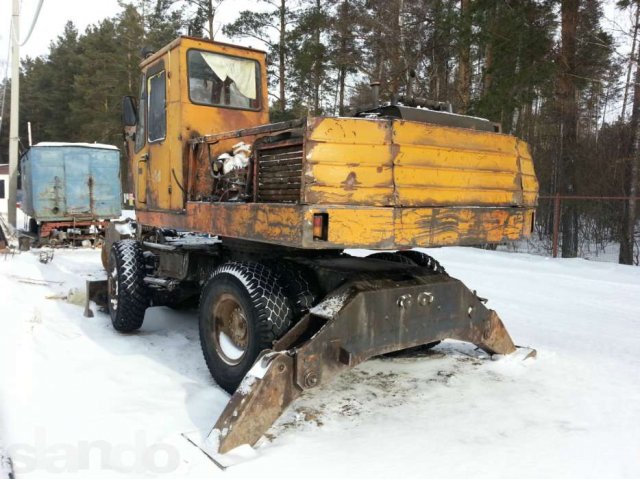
[122,36,269,212]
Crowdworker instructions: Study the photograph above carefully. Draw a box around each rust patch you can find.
[341,172,361,191]
[87,176,95,214]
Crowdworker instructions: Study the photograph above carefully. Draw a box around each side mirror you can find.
[122,96,138,127]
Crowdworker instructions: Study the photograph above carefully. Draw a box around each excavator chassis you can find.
[85,240,534,459]
[206,258,532,454]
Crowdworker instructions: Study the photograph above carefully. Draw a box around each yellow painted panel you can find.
[395,167,519,190]
[304,186,394,206]
[395,145,519,172]
[305,163,393,188]
[393,120,518,154]
[145,203,535,249]
[516,140,532,158]
[306,143,392,166]
[307,117,390,145]
[522,175,539,193]
[391,120,538,208]
[395,207,528,247]
[302,206,394,248]
[519,157,536,177]
[398,187,521,207]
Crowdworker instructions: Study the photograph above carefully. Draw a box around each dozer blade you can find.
[210,273,533,455]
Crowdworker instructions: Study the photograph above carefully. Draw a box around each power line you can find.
[10,0,45,47]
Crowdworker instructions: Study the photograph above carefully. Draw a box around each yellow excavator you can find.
[87,36,538,456]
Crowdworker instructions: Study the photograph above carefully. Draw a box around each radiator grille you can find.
[256,144,303,203]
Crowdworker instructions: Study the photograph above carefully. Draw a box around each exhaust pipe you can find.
[370,81,380,108]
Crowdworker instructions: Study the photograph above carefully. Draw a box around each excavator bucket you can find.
[206,272,535,455]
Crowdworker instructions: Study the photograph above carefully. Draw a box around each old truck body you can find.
[20,142,121,244]
[92,36,539,456]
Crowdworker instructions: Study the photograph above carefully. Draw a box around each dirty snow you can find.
[308,291,350,319]
[0,246,639,478]
[0,447,12,479]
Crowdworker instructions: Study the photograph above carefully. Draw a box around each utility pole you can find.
[8,0,20,227]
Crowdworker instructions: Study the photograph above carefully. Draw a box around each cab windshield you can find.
[187,50,260,110]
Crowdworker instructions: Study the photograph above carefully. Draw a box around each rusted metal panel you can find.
[393,120,538,208]
[302,117,538,209]
[20,144,121,221]
[255,143,303,203]
[304,117,395,206]
[38,220,108,239]
[394,207,532,247]
[301,205,395,248]
[137,203,533,250]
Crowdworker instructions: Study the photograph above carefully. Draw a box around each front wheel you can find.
[199,262,292,394]
[108,240,149,333]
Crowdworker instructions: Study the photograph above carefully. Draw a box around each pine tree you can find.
[327,0,361,115]
[289,0,332,115]
[618,0,640,264]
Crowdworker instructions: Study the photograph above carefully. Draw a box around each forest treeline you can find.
[0,0,638,264]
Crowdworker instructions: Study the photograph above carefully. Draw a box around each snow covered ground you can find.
[0,246,639,478]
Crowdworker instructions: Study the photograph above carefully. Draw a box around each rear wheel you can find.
[199,262,292,393]
[396,250,447,274]
[108,240,149,333]
[367,251,416,265]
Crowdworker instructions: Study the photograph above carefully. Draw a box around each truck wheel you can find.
[396,250,447,274]
[199,262,292,393]
[367,251,416,265]
[271,262,319,318]
[108,240,149,333]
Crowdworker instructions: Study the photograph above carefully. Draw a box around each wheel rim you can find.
[211,293,248,365]
[108,264,119,312]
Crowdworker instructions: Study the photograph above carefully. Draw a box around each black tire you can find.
[108,240,149,333]
[28,218,38,235]
[199,261,292,393]
[367,251,417,265]
[396,250,447,274]
[270,262,319,318]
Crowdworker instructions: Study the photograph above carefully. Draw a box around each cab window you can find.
[148,71,166,142]
[187,50,260,110]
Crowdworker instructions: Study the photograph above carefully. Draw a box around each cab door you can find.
[145,61,172,210]
[133,74,148,207]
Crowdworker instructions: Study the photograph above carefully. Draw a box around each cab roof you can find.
[140,36,267,69]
